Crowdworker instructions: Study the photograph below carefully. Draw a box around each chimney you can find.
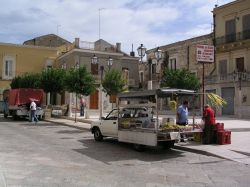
[116,42,121,52]
[75,38,80,48]
[130,44,135,57]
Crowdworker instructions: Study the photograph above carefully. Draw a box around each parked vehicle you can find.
[4,88,44,120]
[91,88,196,151]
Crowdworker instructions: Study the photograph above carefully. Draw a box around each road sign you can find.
[196,44,214,63]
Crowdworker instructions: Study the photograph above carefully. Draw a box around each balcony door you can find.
[225,19,236,43]
[243,14,250,39]
[219,60,227,80]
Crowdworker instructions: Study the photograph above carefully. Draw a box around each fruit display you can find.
[161,123,193,132]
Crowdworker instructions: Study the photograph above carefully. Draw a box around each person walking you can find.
[202,104,216,144]
[30,99,38,123]
[80,97,86,117]
[176,100,189,142]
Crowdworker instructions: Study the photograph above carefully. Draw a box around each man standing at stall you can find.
[202,104,216,144]
[176,100,189,142]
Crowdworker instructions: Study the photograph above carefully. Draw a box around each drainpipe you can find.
[187,45,190,70]
[210,13,216,75]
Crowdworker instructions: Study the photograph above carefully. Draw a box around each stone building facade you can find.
[56,38,139,114]
[205,0,250,118]
[145,33,214,90]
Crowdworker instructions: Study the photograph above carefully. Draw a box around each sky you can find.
[0,0,234,54]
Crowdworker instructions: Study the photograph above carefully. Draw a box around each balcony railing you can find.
[216,29,250,45]
[205,71,250,84]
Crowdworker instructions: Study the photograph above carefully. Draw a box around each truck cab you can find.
[91,107,154,141]
[91,109,119,141]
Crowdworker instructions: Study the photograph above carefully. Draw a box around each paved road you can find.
[1,118,250,187]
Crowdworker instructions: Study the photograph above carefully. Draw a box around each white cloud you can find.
[0,0,235,54]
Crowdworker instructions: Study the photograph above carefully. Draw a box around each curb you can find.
[44,119,91,131]
[173,145,227,160]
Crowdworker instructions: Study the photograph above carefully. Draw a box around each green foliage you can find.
[64,66,96,95]
[160,68,200,91]
[102,69,126,96]
[10,73,41,89]
[40,68,66,93]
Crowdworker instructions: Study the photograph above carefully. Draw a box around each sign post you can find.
[196,44,214,111]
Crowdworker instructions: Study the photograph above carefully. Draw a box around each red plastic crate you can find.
[215,123,224,131]
[217,130,231,145]
[217,130,226,145]
[225,130,231,144]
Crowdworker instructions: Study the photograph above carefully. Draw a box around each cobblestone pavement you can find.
[0,118,250,187]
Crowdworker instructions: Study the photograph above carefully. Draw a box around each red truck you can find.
[4,88,44,120]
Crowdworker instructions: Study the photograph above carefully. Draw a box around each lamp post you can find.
[137,44,146,64]
[154,47,162,87]
[107,56,113,70]
[233,69,247,118]
[233,69,247,90]
[154,47,162,64]
[74,62,80,122]
[137,44,147,89]
[91,54,103,119]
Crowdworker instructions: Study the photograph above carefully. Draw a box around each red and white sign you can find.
[196,44,214,63]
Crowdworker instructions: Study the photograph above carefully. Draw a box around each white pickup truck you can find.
[91,88,196,151]
[91,107,179,151]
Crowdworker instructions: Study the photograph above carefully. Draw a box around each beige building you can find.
[205,0,250,117]
[145,34,214,90]
[0,35,139,116]
[56,38,139,113]
[0,42,58,100]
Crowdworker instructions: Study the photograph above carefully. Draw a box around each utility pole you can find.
[98,8,105,39]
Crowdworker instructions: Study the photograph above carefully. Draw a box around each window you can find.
[243,14,250,39]
[236,57,244,72]
[225,19,236,43]
[168,58,176,70]
[2,56,15,79]
[219,60,227,80]
[219,60,227,75]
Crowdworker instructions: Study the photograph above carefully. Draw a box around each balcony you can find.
[205,71,250,85]
[216,29,250,45]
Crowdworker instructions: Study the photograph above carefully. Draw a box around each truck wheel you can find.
[38,115,42,121]
[4,113,8,118]
[94,128,103,141]
[133,144,145,152]
[13,115,18,120]
[162,140,175,150]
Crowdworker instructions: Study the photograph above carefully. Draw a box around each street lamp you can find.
[91,54,98,64]
[107,56,113,70]
[154,47,162,64]
[137,44,146,64]
[91,54,104,119]
[233,69,247,90]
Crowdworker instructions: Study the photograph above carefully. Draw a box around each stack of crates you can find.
[215,123,231,145]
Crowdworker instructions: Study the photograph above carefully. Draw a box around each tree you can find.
[10,73,41,89]
[40,68,66,105]
[160,68,200,91]
[64,66,96,95]
[40,68,66,94]
[102,69,126,105]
